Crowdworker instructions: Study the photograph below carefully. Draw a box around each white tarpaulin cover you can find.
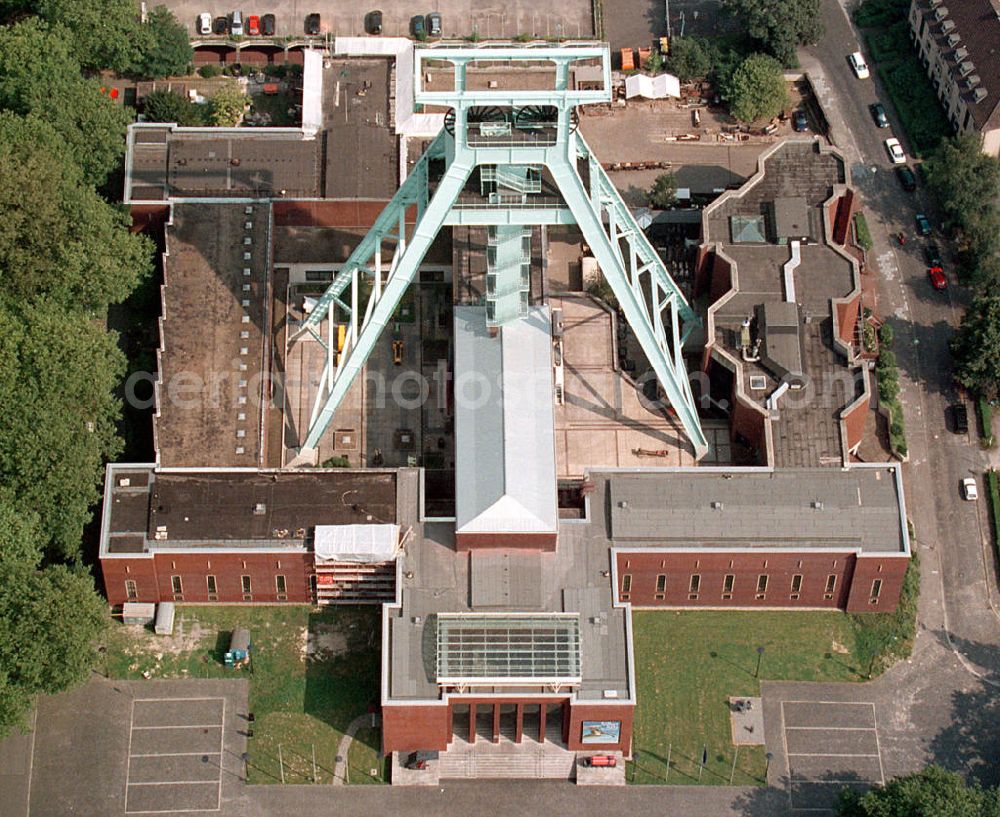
[624,73,681,100]
[315,524,401,563]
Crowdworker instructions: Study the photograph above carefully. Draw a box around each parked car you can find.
[792,109,808,132]
[884,137,905,164]
[229,10,243,35]
[915,213,932,236]
[262,13,275,35]
[427,11,442,36]
[365,9,383,34]
[962,477,979,501]
[410,14,426,37]
[247,14,260,34]
[870,102,889,128]
[848,51,870,79]
[924,243,943,268]
[928,266,947,290]
[213,15,228,34]
[197,12,212,35]
[951,403,969,435]
[305,12,320,34]
[895,164,917,191]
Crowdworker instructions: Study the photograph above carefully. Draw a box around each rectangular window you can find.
[689,574,701,594]
[171,575,183,595]
[756,575,768,594]
[621,574,632,593]
[655,574,666,593]
[824,574,837,599]
[276,575,287,595]
[241,575,252,594]
[125,580,138,600]
[871,579,882,599]
[206,575,217,594]
[309,575,318,597]
[723,574,734,593]
[791,574,803,593]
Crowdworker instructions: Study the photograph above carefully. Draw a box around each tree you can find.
[724,53,790,123]
[667,37,712,82]
[143,89,205,126]
[837,766,1000,816]
[0,560,108,736]
[644,48,664,74]
[722,0,823,66]
[0,496,43,568]
[132,5,192,79]
[649,172,678,209]
[924,134,1000,263]
[0,304,128,559]
[34,0,145,72]
[951,288,1000,401]
[0,113,153,311]
[208,83,248,126]
[0,19,133,186]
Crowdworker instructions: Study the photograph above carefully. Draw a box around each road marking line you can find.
[780,700,877,708]
[128,781,221,787]
[216,696,225,808]
[132,697,225,704]
[871,706,886,785]
[125,808,221,815]
[129,752,223,759]
[131,724,223,731]
[791,777,881,785]
[784,726,877,732]
[787,752,881,758]
[781,701,793,811]
[124,697,136,813]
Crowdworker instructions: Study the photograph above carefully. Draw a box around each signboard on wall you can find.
[581,720,621,744]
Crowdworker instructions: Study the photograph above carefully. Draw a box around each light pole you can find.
[765,751,774,780]
[241,752,249,781]
[631,751,641,783]
[755,645,765,679]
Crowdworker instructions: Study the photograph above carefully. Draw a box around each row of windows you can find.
[620,574,883,603]
[125,575,291,601]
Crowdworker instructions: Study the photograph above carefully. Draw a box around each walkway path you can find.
[333,714,373,785]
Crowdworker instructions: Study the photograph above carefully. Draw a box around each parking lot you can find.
[781,700,885,813]
[126,698,226,814]
[165,0,594,40]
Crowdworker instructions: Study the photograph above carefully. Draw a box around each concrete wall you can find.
[614,550,908,612]
[101,551,314,605]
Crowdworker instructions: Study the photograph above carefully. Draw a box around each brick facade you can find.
[454,532,558,551]
[615,550,907,612]
[101,551,314,606]
[382,698,634,754]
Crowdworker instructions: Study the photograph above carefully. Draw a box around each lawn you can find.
[347,724,388,784]
[104,605,380,784]
[629,610,869,785]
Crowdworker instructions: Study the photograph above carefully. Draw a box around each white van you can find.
[848,51,870,79]
[230,10,244,36]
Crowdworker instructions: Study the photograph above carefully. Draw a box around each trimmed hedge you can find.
[854,212,874,251]
[987,471,1000,557]
[977,397,994,445]
[853,0,909,28]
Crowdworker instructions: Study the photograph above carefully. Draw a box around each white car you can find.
[849,51,870,79]
[962,477,979,501]
[885,137,906,164]
[197,12,212,35]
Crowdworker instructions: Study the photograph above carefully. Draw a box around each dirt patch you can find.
[302,623,349,662]
[831,638,851,654]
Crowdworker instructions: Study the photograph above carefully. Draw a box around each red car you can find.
[928,266,947,290]
[247,14,260,34]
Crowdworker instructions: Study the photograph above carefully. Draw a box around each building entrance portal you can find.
[449,701,567,745]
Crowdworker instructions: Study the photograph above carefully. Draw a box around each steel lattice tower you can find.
[291,44,707,461]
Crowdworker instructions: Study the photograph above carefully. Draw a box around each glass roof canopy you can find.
[436,612,582,688]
